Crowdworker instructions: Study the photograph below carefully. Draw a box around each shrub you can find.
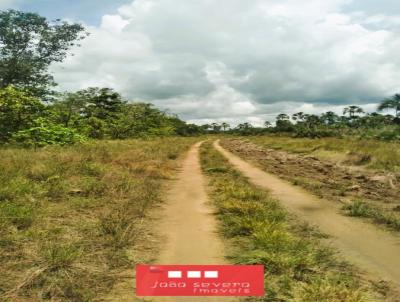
[12,118,86,147]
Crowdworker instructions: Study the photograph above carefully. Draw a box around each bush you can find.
[375,128,400,141]
[12,118,86,147]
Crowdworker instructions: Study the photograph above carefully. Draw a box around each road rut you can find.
[215,140,400,288]
[155,142,235,302]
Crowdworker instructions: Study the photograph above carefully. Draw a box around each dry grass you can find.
[245,136,400,172]
[0,137,197,301]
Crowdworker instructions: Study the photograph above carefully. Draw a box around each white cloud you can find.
[100,14,130,33]
[50,0,400,125]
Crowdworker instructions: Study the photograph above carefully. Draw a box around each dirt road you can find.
[215,140,400,288]
[155,142,235,302]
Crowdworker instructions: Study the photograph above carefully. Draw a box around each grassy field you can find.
[225,137,400,232]
[200,141,388,302]
[244,136,400,172]
[0,137,196,301]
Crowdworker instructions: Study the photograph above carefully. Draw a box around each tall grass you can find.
[200,142,381,301]
[0,137,197,301]
[246,136,400,172]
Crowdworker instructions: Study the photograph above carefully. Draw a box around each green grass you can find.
[200,141,381,302]
[246,136,400,172]
[0,137,197,301]
[343,200,400,231]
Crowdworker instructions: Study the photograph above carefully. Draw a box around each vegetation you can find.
[0,137,196,301]
[0,10,86,98]
[0,10,203,148]
[243,136,400,172]
[0,85,204,146]
[200,141,381,301]
[221,137,400,233]
[201,101,400,141]
[343,200,400,231]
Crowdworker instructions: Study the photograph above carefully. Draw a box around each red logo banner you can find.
[136,265,265,297]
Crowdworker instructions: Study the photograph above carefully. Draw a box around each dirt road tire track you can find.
[154,142,236,302]
[214,140,400,289]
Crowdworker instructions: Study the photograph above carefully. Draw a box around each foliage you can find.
[12,117,86,147]
[0,10,86,98]
[378,93,400,117]
[0,86,45,141]
[201,96,400,141]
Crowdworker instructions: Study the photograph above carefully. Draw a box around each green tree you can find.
[108,103,175,139]
[12,117,85,147]
[211,122,221,133]
[343,106,364,119]
[221,122,230,131]
[378,94,400,117]
[50,92,87,127]
[0,10,86,97]
[275,114,294,132]
[76,87,125,120]
[0,86,44,141]
[264,121,272,128]
[321,111,339,125]
[276,113,290,121]
[292,112,306,122]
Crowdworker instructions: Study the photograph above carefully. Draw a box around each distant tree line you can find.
[203,99,400,141]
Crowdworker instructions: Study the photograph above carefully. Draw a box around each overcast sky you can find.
[2,0,400,125]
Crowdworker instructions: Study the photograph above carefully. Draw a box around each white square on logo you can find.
[168,271,182,278]
[204,271,218,278]
[187,271,201,278]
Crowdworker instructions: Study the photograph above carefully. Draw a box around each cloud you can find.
[50,0,400,125]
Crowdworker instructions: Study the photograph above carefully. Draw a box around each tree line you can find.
[202,99,400,140]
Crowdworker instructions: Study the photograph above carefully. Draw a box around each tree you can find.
[221,122,230,131]
[0,86,44,141]
[50,92,87,127]
[264,121,272,128]
[275,113,294,132]
[0,10,86,98]
[321,111,339,125]
[211,123,221,133]
[12,117,85,147]
[292,112,306,122]
[378,94,400,117]
[276,113,290,121]
[108,103,178,139]
[74,87,125,120]
[343,106,364,119]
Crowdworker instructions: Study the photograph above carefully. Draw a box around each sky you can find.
[2,0,400,125]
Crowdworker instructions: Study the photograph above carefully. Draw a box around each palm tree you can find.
[221,122,230,131]
[378,94,400,117]
[343,106,364,118]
